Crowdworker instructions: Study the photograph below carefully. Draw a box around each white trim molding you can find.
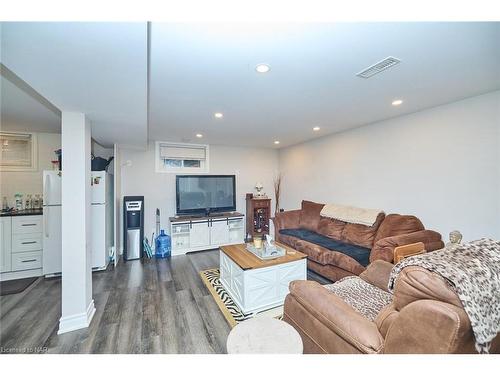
[57,299,96,335]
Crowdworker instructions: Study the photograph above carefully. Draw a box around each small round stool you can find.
[226,317,303,354]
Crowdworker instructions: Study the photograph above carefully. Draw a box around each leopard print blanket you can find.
[388,238,500,354]
[324,276,392,322]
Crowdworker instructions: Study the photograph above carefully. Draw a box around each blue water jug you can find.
[155,230,171,258]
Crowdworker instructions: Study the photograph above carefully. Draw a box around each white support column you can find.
[58,112,95,334]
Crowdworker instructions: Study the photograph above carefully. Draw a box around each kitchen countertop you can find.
[0,208,43,217]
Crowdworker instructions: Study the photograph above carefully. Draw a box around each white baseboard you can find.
[57,299,96,335]
[0,268,42,282]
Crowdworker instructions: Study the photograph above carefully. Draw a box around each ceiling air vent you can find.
[356,56,401,79]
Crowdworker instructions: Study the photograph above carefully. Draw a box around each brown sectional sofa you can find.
[273,200,444,281]
[283,260,500,353]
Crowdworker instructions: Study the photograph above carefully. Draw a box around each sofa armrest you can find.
[285,280,384,353]
[383,300,475,353]
[370,230,444,263]
[272,209,301,241]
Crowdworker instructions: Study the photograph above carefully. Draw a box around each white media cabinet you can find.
[169,212,245,256]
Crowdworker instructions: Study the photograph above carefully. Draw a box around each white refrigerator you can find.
[42,170,114,275]
[91,171,114,270]
[43,170,62,275]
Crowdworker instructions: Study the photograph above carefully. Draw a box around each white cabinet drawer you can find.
[12,216,43,234]
[12,233,43,253]
[12,251,42,271]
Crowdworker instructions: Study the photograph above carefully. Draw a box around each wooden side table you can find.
[226,317,303,354]
[245,195,271,241]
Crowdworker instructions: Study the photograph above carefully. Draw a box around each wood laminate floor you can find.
[0,250,329,354]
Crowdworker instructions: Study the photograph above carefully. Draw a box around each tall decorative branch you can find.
[273,173,282,214]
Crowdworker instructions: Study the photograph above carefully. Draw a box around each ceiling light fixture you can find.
[196,133,203,138]
[392,99,403,106]
[214,112,223,119]
[313,126,320,131]
[255,64,271,73]
[274,140,280,145]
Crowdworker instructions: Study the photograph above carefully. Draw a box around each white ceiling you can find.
[149,22,500,148]
[1,22,499,148]
[1,75,61,133]
[1,22,148,147]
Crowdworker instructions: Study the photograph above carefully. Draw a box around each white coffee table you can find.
[226,317,303,354]
[219,243,307,315]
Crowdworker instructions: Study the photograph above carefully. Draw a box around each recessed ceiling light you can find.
[255,64,271,73]
[214,112,223,119]
[313,126,320,131]
[274,140,280,145]
[196,133,203,138]
[392,99,403,106]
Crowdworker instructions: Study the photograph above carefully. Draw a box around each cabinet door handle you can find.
[22,223,37,226]
[21,259,37,263]
[22,241,37,245]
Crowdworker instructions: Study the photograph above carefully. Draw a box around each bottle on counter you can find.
[2,196,8,211]
[15,193,23,211]
[25,194,32,210]
[33,194,40,210]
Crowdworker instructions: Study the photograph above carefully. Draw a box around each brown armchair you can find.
[283,260,500,353]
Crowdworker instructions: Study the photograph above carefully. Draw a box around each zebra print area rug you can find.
[199,268,283,328]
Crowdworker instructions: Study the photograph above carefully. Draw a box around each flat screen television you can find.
[176,175,236,215]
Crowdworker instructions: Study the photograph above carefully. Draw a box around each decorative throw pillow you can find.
[299,200,324,232]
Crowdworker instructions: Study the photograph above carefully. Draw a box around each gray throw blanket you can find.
[388,238,500,353]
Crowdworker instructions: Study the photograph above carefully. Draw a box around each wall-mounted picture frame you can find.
[0,131,38,172]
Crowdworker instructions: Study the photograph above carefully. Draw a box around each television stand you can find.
[169,212,245,256]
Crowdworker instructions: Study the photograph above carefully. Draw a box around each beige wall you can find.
[278,91,500,241]
[119,142,279,239]
[0,132,61,206]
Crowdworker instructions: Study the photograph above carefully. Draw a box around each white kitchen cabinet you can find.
[0,214,43,281]
[0,217,12,273]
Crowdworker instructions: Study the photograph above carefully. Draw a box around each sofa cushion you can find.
[279,233,300,248]
[342,212,386,249]
[317,217,346,241]
[373,214,424,244]
[299,200,325,232]
[293,240,331,265]
[279,228,371,267]
[323,276,393,322]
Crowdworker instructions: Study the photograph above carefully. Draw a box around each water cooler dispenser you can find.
[123,196,144,261]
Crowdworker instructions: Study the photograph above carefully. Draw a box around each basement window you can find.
[155,142,209,173]
[0,132,38,172]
